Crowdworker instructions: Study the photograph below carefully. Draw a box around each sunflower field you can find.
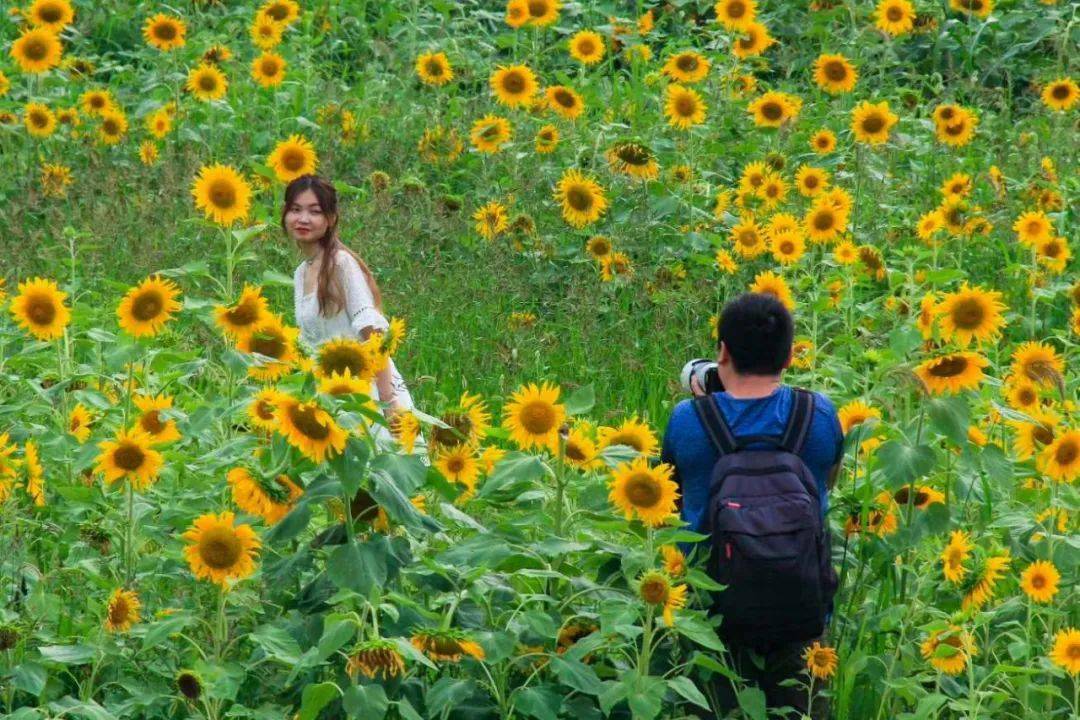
[0,0,1078,717]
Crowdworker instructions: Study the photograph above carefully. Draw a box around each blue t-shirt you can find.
[660,385,844,535]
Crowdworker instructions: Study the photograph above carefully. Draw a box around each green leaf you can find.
[563,384,595,416]
[38,644,96,665]
[47,697,116,720]
[329,436,370,497]
[514,686,562,720]
[264,503,312,545]
[626,674,665,719]
[261,269,296,287]
[666,676,710,709]
[876,441,936,488]
[673,613,726,652]
[142,613,195,650]
[342,684,388,719]
[250,624,302,665]
[550,656,603,696]
[737,687,767,720]
[317,614,356,662]
[326,539,386,595]
[299,682,340,720]
[11,662,47,696]
[926,395,970,445]
[478,452,547,501]
[427,678,476,717]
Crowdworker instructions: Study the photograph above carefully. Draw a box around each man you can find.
[660,293,844,719]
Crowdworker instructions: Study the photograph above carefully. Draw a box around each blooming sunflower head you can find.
[608,457,678,527]
[10,277,70,341]
[182,511,261,587]
[104,588,141,633]
[117,275,182,338]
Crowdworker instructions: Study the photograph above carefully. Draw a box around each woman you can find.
[283,174,415,431]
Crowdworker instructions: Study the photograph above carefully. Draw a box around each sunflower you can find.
[490,65,538,108]
[662,51,711,84]
[176,670,203,701]
[250,15,284,49]
[939,172,972,201]
[315,337,386,382]
[731,21,774,59]
[660,545,686,577]
[598,417,659,456]
[80,89,115,116]
[638,570,687,626]
[914,352,988,395]
[247,387,286,432]
[469,200,506,240]
[962,552,1009,610]
[435,446,481,495]
[116,275,182,338]
[316,368,372,399]
[892,484,945,510]
[0,71,9,98]
[23,103,56,138]
[69,404,93,443]
[183,511,260,586]
[505,0,529,28]
[804,198,847,243]
[1019,560,1060,604]
[214,285,269,339]
[391,411,422,454]
[1037,236,1070,273]
[94,428,163,490]
[563,425,599,470]
[97,109,128,145]
[522,0,560,26]
[950,0,993,18]
[430,392,491,449]
[921,626,976,676]
[810,129,837,154]
[569,30,605,64]
[411,629,486,662]
[275,394,347,463]
[1009,407,1060,461]
[1012,210,1052,247]
[470,114,512,154]
[834,241,857,264]
[794,166,828,197]
[803,642,838,680]
[545,85,584,120]
[606,142,659,181]
[935,107,977,147]
[11,28,63,74]
[258,0,301,26]
[1005,376,1041,412]
[586,235,614,261]
[729,216,766,257]
[748,91,800,128]
[554,169,608,228]
[837,400,880,435]
[665,84,707,129]
[714,0,757,30]
[143,14,186,51]
[1040,430,1080,483]
[10,277,70,341]
[104,589,141,633]
[202,44,233,65]
[1010,341,1063,387]
[415,51,453,86]
[55,107,77,128]
[138,141,159,166]
[609,457,678,527]
[851,100,898,145]
[874,0,915,35]
[250,52,286,88]
[237,315,299,381]
[267,135,317,183]
[750,271,795,310]
[27,0,74,31]
[186,63,228,102]
[935,284,1006,347]
[758,176,788,208]
[347,639,406,680]
[813,53,857,94]
[191,163,252,226]
[1041,77,1079,112]
[1050,628,1080,675]
[770,231,806,265]
[502,381,565,453]
[22,441,44,507]
[228,467,302,524]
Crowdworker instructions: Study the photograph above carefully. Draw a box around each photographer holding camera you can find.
[662,293,844,719]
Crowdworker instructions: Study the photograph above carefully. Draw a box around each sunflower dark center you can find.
[90,95,105,109]
[886,5,903,20]
[945,121,966,135]
[928,356,969,377]
[824,61,847,81]
[577,38,596,54]
[39,4,64,23]
[26,295,57,325]
[103,118,120,134]
[266,3,289,20]
[445,456,466,474]
[950,298,985,329]
[813,209,835,231]
[108,597,131,625]
[675,95,695,116]
[288,404,331,440]
[425,59,444,76]
[154,23,178,41]
[502,72,526,94]
[519,400,556,434]
[282,148,305,171]
[861,114,885,134]
[198,73,217,91]
[1055,440,1078,466]
[25,38,48,61]
[131,291,163,321]
[804,175,820,188]
[319,344,369,375]
[553,89,574,108]
[727,1,747,18]
[1031,574,1046,589]
[249,330,285,359]
[677,55,698,71]
[433,412,473,447]
[1033,425,1054,446]
[209,179,237,209]
[565,441,587,461]
[737,229,759,246]
[625,473,661,507]
[640,577,668,604]
[566,185,593,212]
[261,58,280,75]
[225,300,257,326]
[527,0,548,16]
[197,527,243,569]
[1051,84,1069,100]
[30,110,48,127]
[140,410,165,435]
[113,443,146,471]
[761,101,783,120]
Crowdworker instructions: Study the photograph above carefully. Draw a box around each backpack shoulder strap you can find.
[779,388,816,455]
[692,395,738,456]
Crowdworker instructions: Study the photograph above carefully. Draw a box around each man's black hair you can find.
[717,293,794,375]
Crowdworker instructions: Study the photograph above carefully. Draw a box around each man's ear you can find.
[717,341,730,365]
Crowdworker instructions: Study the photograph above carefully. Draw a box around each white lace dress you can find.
[293,253,415,411]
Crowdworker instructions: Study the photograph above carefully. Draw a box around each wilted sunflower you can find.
[191,163,252,225]
[490,64,538,108]
[935,284,1006,347]
[1041,77,1079,112]
[606,142,659,181]
[545,85,584,120]
[638,570,687,626]
[534,124,559,153]
[94,428,163,490]
[568,30,605,64]
[39,163,72,198]
[267,135,317,182]
[665,84,707,130]
[182,511,260,586]
[598,417,659,456]
[609,457,678,527]
[97,109,128,145]
[803,642,838,680]
[214,285,269,339]
[237,315,298,381]
[813,53,857,94]
[11,27,63,74]
[23,102,56,138]
[554,169,608,228]
[347,639,406,679]
[470,114,512,154]
[662,51,711,84]
[143,13,186,51]
[104,588,141,633]
[714,0,757,30]
[915,352,988,395]
[810,129,837,154]
[731,21,774,59]
[875,0,915,35]
[185,63,228,102]
[27,0,74,31]
[69,404,92,443]
[251,52,286,88]
[415,51,453,86]
[10,277,70,341]
[228,467,302,524]
[1040,430,1080,483]
[116,275,182,338]
[851,100,898,145]
[411,628,486,662]
[419,125,465,163]
[1019,560,1060,604]
[1049,628,1080,675]
[275,394,347,463]
[503,381,566,452]
[921,626,976,675]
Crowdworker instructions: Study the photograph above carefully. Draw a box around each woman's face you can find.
[284,188,332,244]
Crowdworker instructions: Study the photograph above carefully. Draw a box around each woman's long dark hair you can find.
[281,175,382,317]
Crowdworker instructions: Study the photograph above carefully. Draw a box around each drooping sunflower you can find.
[553,168,608,228]
[267,135,317,182]
[347,639,406,680]
[606,142,659,181]
[545,85,584,120]
[415,51,453,86]
[813,53,857,94]
[490,64,538,108]
[874,0,915,36]
[237,315,299,382]
[502,381,566,453]
[1041,77,1079,112]
[1040,430,1080,483]
[27,0,74,31]
[191,163,252,226]
[23,102,56,138]
[1010,341,1064,387]
[143,13,186,51]
[250,52,286,88]
[97,108,128,145]
[69,403,93,443]
[638,571,687,627]
[810,129,837,154]
[214,285,269,340]
[104,588,141,633]
[275,394,348,463]
[116,275,182,338]
[803,642,838,680]
[470,114,512,154]
[608,457,678,527]
[714,0,757,30]
[94,428,163,491]
[935,284,1006,347]
[664,84,707,130]
[568,30,605,64]
[10,277,70,341]
[851,100,898,145]
[914,352,988,395]
[411,628,486,662]
[731,21,774,59]
[662,51,711,84]
[1019,560,1060,604]
[228,467,302,524]
[598,417,659,457]
[182,511,260,586]
[185,63,228,102]
[837,400,880,435]
[22,441,44,507]
[921,626,976,676]
[11,28,63,74]
[1049,628,1080,675]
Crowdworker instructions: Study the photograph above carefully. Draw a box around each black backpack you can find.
[692,388,837,651]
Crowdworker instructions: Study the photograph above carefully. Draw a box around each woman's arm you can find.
[341,255,401,411]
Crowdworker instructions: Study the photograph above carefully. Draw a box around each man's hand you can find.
[690,376,707,397]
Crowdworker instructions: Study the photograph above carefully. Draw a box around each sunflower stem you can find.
[123,480,135,586]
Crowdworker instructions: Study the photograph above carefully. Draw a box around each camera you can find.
[680,358,724,395]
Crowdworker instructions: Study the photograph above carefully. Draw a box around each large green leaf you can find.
[666,676,710,709]
[342,684,388,719]
[298,682,340,720]
[513,686,562,720]
[876,440,936,488]
[38,644,96,665]
[550,656,603,696]
[926,395,970,445]
[250,624,303,665]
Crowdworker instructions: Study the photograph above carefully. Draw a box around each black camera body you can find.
[680,358,725,394]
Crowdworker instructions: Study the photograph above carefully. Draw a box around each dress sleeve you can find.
[339,253,389,335]
[293,263,304,321]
